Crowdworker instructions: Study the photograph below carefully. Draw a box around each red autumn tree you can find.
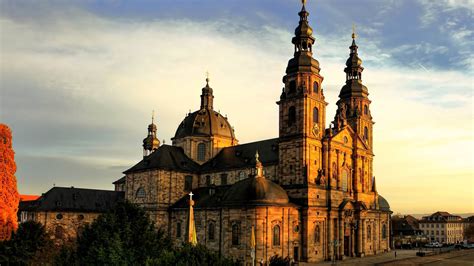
[0,124,20,240]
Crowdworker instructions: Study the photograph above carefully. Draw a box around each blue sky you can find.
[0,0,472,214]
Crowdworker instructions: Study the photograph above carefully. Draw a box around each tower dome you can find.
[172,76,238,163]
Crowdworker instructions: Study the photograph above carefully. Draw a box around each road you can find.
[423,251,474,265]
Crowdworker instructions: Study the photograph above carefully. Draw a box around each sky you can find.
[0,0,472,214]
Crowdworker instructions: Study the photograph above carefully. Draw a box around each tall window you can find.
[367,225,371,240]
[220,174,228,185]
[206,175,211,186]
[208,222,215,241]
[288,106,296,126]
[55,225,65,239]
[341,169,349,191]
[315,224,321,244]
[313,81,319,94]
[197,143,206,161]
[364,105,368,115]
[332,162,337,179]
[136,187,146,198]
[177,222,182,238]
[313,107,319,124]
[184,175,193,191]
[232,223,240,246]
[273,225,281,246]
[364,127,369,141]
[289,80,296,94]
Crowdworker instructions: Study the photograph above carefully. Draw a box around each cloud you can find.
[1,2,472,213]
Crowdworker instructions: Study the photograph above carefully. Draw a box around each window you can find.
[56,213,63,220]
[288,106,296,126]
[220,174,228,185]
[313,81,319,93]
[364,127,369,141]
[78,214,84,221]
[289,80,296,94]
[332,162,337,179]
[382,224,387,239]
[341,169,349,191]
[55,225,65,239]
[197,143,206,161]
[177,222,182,238]
[238,171,246,180]
[367,225,371,240]
[208,222,215,241]
[364,105,368,115]
[136,187,146,198]
[206,175,211,186]
[185,175,193,191]
[315,224,321,244]
[232,223,240,246]
[313,107,319,124]
[273,225,281,246]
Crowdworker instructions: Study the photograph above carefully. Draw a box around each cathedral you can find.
[116,2,391,264]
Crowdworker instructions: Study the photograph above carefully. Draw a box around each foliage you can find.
[465,224,474,241]
[55,201,171,265]
[269,255,291,266]
[0,220,53,265]
[0,124,20,240]
[146,243,239,266]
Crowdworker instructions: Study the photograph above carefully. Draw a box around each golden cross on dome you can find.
[352,23,357,39]
[151,110,155,123]
[301,0,307,6]
[189,191,194,201]
[205,71,210,83]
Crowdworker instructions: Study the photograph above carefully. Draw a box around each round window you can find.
[78,214,84,220]
[56,213,63,220]
[294,225,300,233]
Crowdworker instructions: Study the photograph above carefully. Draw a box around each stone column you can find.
[339,220,344,259]
[357,220,363,256]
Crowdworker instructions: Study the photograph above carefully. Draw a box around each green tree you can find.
[0,220,53,265]
[58,201,170,265]
[146,243,239,266]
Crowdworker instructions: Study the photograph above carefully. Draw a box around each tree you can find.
[0,124,20,240]
[59,201,171,265]
[146,243,239,266]
[269,255,291,266]
[0,220,53,264]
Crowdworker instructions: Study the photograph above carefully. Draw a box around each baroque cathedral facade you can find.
[116,2,391,264]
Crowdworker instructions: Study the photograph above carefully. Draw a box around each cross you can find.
[151,110,155,123]
[189,191,194,201]
[352,23,357,39]
[205,71,210,83]
[301,0,306,5]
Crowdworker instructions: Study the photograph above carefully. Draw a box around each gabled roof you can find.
[392,215,421,234]
[124,145,200,174]
[113,176,126,185]
[18,187,124,213]
[201,138,278,172]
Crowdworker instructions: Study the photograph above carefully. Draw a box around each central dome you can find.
[222,176,290,206]
[173,109,236,140]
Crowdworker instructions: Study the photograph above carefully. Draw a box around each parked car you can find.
[425,242,442,248]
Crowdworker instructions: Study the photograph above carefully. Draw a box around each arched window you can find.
[208,222,215,241]
[288,106,296,126]
[332,162,337,179]
[367,225,371,240]
[315,224,321,244]
[273,225,281,246]
[184,175,193,191]
[55,225,65,239]
[313,81,319,94]
[197,143,206,161]
[289,80,296,94]
[382,224,387,239]
[176,222,182,238]
[364,105,368,115]
[313,107,319,124]
[364,127,369,141]
[341,169,349,191]
[232,223,240,246]
[136,187,146,198]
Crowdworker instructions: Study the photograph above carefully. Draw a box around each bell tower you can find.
[143,111,160,157]
[277,1,327,187]
[334,29,374,150]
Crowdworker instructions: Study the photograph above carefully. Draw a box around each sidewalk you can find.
[306,250,419,265]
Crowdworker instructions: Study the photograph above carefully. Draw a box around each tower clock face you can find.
[312,123,319,136]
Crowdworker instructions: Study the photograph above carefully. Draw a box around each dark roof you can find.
[171,186,231,209]
[124,145,200,174]
[221,176,291,207]
[173,108,236,140]
[113,176,126,184]
[201,138,278,172]
[378,195,391,212]
[392,215,421,235]
[18,187,124,213]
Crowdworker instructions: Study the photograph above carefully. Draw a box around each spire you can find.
[345,26,364,82]
[143,111,160,157]
[200,72,214,110]
[292,0,315,55]
[188,192,198,246]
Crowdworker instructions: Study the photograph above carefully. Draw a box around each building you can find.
[18,187,123,245]
[463,216,474,242]
[116,2,391,263]
[419,212,464,244]
[391,215,427,248]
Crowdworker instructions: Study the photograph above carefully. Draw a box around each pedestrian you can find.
[395,251,397,258]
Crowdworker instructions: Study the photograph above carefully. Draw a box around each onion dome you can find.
[222,152,290,206]
[173,78,236,140]
[143,111,160,157]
